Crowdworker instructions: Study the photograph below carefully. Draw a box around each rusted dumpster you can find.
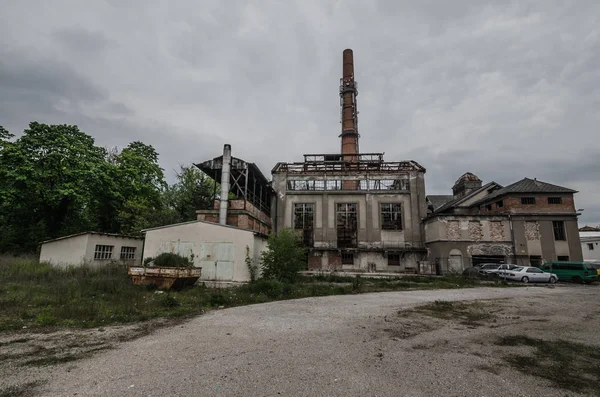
[128,266,202,290]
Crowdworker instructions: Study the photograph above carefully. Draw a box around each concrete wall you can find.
[39,233,143,267]
[581,237,600,261]
[271,171,426,248]
[85,235,144,267]
[39,234,89,267]
[143,221,266,282]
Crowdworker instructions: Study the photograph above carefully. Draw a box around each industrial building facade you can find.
[425,174,583,272]
[271,49,428,273]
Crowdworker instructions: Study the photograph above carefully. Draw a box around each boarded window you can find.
[94,245,113,260]
[553,221,566,241]
[521,197,535,205]
[548,197,562,204]
[381,203,402,230]
[120,246,136,261]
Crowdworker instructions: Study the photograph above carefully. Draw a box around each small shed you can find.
[142,220,268,283]
[39,232,144,267]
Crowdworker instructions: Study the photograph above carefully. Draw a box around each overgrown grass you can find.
[0,261,497,331]
[495,335,600,395]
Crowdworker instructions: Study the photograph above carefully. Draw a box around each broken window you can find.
[287,180,325,191]
[486,204,492,211]
[341,252,354,265]
[336,203,357,248]
[521,197,535,205]
[496,200,504,208]
[387,253,401,266]
[380,203,402,230]
[294,203,314,246]
[120,246,136,261]
[548,197,562,204]
[94,245,113,260]
[553,221,566,241]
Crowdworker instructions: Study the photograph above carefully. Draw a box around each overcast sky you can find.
[1,0,599,226]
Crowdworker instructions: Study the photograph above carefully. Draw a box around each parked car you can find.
[478,263,504,275]
[539,261,599,284]
[584,262,600,277]
[488,264,519,276]
[502,266,558,284]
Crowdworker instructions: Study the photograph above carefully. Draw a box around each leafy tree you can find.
[114,141,168,234]
[165,165,215,222]
[260,228,307,283]
[0,122,106,251]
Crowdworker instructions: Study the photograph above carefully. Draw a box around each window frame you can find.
[521,197,536,205]
[552,221,566,241]
[120,246,137,261]
[547,197,562,205]
[380,203,403,230]
[293,203,315,230]
[587,243,594,251]
[94,245,114,260]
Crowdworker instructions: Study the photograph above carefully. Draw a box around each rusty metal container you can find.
[128,266,202,290]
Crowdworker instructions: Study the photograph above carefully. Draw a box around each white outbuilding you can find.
[39,232,144,267]
[142,220,268,284]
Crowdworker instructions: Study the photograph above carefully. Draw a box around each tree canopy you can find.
[0,122,216,253]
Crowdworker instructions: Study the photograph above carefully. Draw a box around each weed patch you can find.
[495,335,600,395]
[413,300,494,326]
[0,260,505,331]
[0,381,41,397]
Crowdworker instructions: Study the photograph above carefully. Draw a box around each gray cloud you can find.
[0,0,599,226]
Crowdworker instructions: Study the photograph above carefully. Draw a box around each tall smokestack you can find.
[340,48,359,159]
[219,144,232,225]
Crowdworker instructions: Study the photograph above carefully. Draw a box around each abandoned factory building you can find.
[425,173,583,272]
[271,49,428,273]
[143,48,584,277]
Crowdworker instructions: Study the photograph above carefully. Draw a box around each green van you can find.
[539,261,599,284]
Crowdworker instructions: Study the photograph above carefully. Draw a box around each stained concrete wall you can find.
[39,234,89,267]
[39,234,144,267]
[271,171,426,249]
[143,220,267,282]
[85,235,144,267]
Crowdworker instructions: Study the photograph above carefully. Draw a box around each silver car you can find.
[502,266,558,284]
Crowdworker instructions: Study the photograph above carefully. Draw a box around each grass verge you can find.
[495,335,600,396]
[1,261,495,331]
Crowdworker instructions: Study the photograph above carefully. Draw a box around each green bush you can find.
[147,252,192,268]
[260,228,307,283]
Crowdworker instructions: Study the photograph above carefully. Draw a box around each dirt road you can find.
[3,285,599,396]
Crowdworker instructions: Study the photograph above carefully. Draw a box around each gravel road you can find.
[10,285,600,396]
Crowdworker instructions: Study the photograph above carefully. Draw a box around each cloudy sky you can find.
[1,1,599,225]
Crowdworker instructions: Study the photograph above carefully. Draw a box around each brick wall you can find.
[479,194,576,215]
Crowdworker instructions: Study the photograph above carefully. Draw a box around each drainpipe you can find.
[219,144,232,225]
[508,214,517,264]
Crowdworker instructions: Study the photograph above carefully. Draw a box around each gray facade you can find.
[425,174,584,273]
[271,155,428,273]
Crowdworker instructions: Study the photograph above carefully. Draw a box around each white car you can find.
[501,266,558,284]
